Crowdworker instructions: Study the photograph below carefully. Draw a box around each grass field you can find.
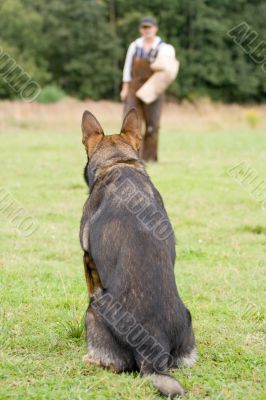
[0,101,265,399]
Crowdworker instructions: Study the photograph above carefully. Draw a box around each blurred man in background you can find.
[121,16,178,162]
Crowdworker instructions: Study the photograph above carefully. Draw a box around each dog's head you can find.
[81,109,142,168]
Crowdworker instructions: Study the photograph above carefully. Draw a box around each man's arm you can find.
[120,42,136,101]
[157,43,176,58]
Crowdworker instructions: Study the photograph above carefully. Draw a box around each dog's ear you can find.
[82,111,104,156]
[120,108,142,152]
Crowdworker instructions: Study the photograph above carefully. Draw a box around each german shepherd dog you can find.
[80,109,196,398]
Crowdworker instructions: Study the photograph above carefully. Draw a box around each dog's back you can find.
[80,109,196,397]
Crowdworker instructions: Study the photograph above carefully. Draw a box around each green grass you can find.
[0,121,265,399]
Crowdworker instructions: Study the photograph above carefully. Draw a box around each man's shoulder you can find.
[158,43,176,57]
[127,37,142,51]
[134,37,143,47]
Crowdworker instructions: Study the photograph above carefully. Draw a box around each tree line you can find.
[0,0,265,103]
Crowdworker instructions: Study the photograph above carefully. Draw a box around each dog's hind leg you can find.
[83,304,136,373]
[172,309,197,369]
[174,347,197,369]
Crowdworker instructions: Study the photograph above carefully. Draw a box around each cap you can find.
[139,16,157,28]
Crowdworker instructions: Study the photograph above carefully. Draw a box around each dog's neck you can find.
[84,157,146,193]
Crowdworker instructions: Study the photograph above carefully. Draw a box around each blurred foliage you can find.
[37,84,66,103]
[245,109,261,128]
[0,0,265,102]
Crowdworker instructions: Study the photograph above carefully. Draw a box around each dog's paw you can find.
[175,348,197,369]
[82,354,101,367]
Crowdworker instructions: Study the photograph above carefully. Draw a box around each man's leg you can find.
[123,92,143,119]
[141,94,164,162]
[123,93,145,158]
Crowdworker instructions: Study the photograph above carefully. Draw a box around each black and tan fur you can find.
[79,109,196,398]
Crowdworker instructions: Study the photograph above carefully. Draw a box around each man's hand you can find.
[120,82,130,102]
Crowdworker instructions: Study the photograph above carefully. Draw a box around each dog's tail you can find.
[148,373,185,398]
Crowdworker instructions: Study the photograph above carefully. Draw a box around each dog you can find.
[79,109,196,398]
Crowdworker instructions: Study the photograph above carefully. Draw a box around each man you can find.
[120,16,177,162]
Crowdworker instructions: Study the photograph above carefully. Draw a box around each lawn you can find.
[0,102,265,399]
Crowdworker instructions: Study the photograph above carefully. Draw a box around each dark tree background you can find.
[0,0,265,102]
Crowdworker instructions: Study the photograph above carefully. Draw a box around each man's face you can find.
[139,25,158,39]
